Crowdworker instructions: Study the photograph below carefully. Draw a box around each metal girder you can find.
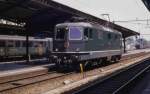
[0,0,30,14]
[0,0,140,38]
[142,0,150,11]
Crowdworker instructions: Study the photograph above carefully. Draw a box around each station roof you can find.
[0,23,26,35]
[142,0,150,11]
[0,24,24,31]
[0,0,139,38]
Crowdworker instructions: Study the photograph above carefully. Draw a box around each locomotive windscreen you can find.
[56,28,68,39]
[56,26,82,40]
[69,27,82,40]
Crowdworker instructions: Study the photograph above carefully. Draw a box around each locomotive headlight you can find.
[68,59,72,63]
[75,55,78,59]
[55,48,58,52]
[76,48,80,52]
[65,27,69,31]
[53,55,58,59]
[64,57,67,59]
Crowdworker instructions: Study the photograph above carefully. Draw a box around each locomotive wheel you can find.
[55,61,64,70]
[112,56,120,63]
[112,56,117,63]
[97,59,103,67]
[55,62,61,69]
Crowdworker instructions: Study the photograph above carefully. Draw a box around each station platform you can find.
[123,48,150,56]
[0,63,30,71]
[0,49,150,72]
[0,63,51,84]
[0,65,49,78]
[0,58,48,71]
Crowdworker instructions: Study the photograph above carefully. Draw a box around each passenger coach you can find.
[0,35,52,61]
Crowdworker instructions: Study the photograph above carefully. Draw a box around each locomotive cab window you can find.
[56,27,68,40]
[69,26,82,40]
[84,28,93,40]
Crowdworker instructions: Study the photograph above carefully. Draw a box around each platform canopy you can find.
[142,0,150,11]
[0,0,139,38]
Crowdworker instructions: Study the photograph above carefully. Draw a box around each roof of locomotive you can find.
[56,22,122,35]
[56,22,93,28]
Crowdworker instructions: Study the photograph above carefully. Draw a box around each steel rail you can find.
[72,58,150,94]
[0,71,74,92]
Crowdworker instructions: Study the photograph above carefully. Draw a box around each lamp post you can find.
[101,14,110,22]
[101,14,111,30]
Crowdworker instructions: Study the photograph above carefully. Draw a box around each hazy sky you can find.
[53,0,150,40]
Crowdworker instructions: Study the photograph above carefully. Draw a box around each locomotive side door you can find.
[83,28,95,51]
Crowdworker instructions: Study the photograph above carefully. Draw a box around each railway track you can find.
[0,63,55,83]
[0,71,74,93]
[0,52,149,94]
[72,58,150,94]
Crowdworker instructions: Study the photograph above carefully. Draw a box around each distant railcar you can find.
[0,35,52,61]
[50,22,122,69]
[135,38,148,49]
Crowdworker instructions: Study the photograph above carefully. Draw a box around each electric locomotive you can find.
[50,22,122,69]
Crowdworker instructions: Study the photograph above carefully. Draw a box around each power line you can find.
[113,19,150,27]
[141,34,150,35]
[113,19,150,23]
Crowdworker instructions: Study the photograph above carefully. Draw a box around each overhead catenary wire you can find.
[113,19,150,23]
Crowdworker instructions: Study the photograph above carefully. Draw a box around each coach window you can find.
[23,41,26,47]
[7,41,14,47]
[15,41,20,47]
[0,40,5,47]
[43,42,46,47]
[29,41,33,47]
[39,42,42,47]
